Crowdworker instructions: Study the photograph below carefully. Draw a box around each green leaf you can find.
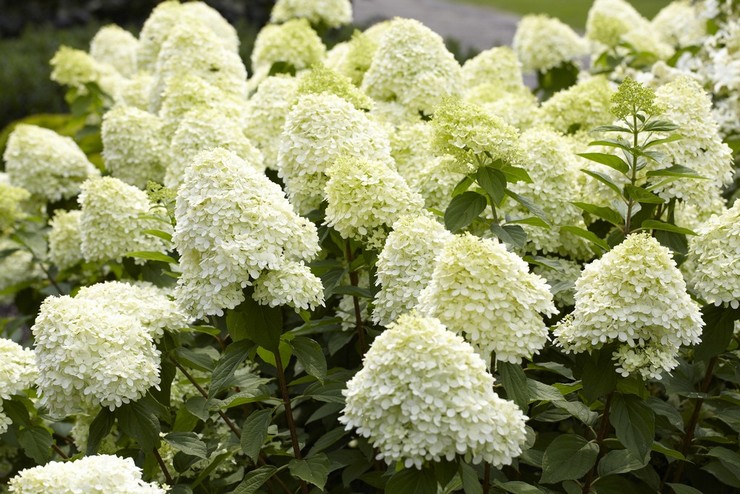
[477,166,507,204]
[561,226,609,252]
[581,349,618,403]
[173,347,215,372]
[491,223,527,249]
[142,229,173,242]
[641,220,695,235]
[124,251,177,264]
[232,465,278,494]
[624,185,665,204]
[597,449,648,476]
[495,481,545,493]
[706,446,740,470]
[694,305,739,361]
[582,169,623,197]
[578,152,629,175]
[643,134,682,149]
[459,461,482,494]
[289,337,327,381]
[209,340,252,398]
[646,164,704,179]
[226,309,250,342]
[116,400,161,451]
[610,393,655,460]
[552,400,599,426]
[573,202,624,226]
[498,362,530,412]
[654,229,688,256]
[504,190,550,224]
[239,297,283,353]
[308,426,347,455]
[444,191,487,232]
[452,175,475,196]
[592,124,631,133]
[642,119,679,132]
[652,442,685,460]
[240,409,273,462]
[289,454,331,490]
[86,407,115,455]
[646,397,684,431]
[164,432,208,459]
[588,138,631,151]
[703,460,740,487]
[386,467,437,494]
[501,165,533,184]
[18,426,52,463]
[667,484,703,494]
[540,434,599,484]
[506,217,550,228]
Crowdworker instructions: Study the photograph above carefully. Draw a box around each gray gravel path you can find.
[352,0,520,51]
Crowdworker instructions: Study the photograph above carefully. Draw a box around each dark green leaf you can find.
[386,467,437,494]
[331,285,374,299]
[540,434,599,484]
[289,454,331,490]
[498,362,530,412]
[452,175,475,196]
[610,393,655,460]
[308,427,347,455]
[624,185,665,204]
[124,251,177,264]
[642,119,679,132]
[117,400,161,451]
[578,153,629,175]
[289,337,327,381]
[86,407,115,455]
[239,296,283,353]
[433,459,459,488]
[173,347,215,372]
[695,305,739,361]
[185,396,209,421]
[654,229,688,256]
[164,432,208,459]
[491,223,527,249]
[581,349,618,403]
[477,166,507,204]
[496,481,544,493]
[591,475,639,493]
[703,460,740,487]
[210,340,252,398]
[2,399,30,427]
[582,169,623,197]
[505,190,550,224]
[573,202,623,226]
[507,217,550,228]
[240,409,273,462]
[646,165,704,179]
[598,449,648,476]
[641,220,695,235]
[444,191,487,232]
[667,484,703,494]
[232,465,278,494]
[652,442,685,460]
[18,426,52,463]
[226,309,250,342]
[707,446,740,470]
[592,124,631,133]
[646,397,683,431]
[552,400,599,426]
[459,461,483,494]
[561,226,609,252]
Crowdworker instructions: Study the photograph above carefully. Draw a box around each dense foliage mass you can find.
[1,0,739,493]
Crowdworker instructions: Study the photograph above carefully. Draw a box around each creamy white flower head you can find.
[0,239,41,303]
[137,0,238,73]
[651,1,706,48]
[0,182,31,233]
[102,105,169,188]
[78,177,171,263]
[90,24,139,77]
[150,20,247,112]
[464,83,541,130]
[50,45,122,96]
[252,260,324,311]
[271,0,352,28]
[361,18,462,115]
[688,200,740,307]
[0,338,37,402]
[461,46,525,92]
[541,76,615,134]
[278,92,392,214]
[418,233,557,365]
[167,107,265,189]
[432,97,523,174]
[340,312,528,469]
[158,75,247,131]
[252,18,326,74]
[514,15,589,73]
[324,155,425,250]
[32,295,161,416]
[3,124,100,202]
[296,64,373,110]
[649,77,734,210]
[324,30,377,86]
[554,233,703,380]
[373,213,453,326]
[116,73,154,110]
[76,281,192,340]
[48,210,83,270]
[506,127,592,259]
[244,76,298,169]
[174,148,320,318]
[8,454,166,493]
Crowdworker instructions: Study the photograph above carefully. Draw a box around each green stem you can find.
[153,447,173,485]
[624,113,641,235]
[274,351,309,494]
[582,391,615,493]
[52,443,69,460]
[483,463,491,494]
[345,240,366,356]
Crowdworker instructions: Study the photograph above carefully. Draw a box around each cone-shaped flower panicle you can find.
[461,46,525,92]
[513,15,589,73]
[252,260,324,311]
[0,338,38,434]
[251,19,326,74]
[89,24,139,78]
[271,0,352,28]
[48,210,84,270]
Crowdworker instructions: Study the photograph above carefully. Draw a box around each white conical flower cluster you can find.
[340,312,528,469]
[372,214,453,326]
[0,182,31,234]
[251,18,326,77]
[0,338,38,434]
[541,76,615,134]
[271,0,352,28]
[461,47,525,92]
[174,148,322,318]
[32,280,186,416]
[252,261,324,311]
[418,233,557,365]
[89,24,139,78]
[554,233,704,379]
[513,15,589,73]
[8,454,165,493]
[687,200,740,308]
[3,125,100,202]
[78,177,171,263]
[48,210,84,270]
[324,156,424,250]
